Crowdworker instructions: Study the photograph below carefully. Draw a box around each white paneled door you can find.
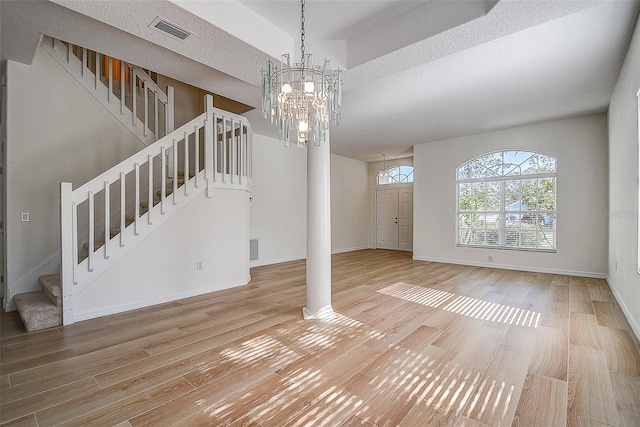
[376,188,413,251]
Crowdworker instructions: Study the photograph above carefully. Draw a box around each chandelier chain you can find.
[300,0,305,63]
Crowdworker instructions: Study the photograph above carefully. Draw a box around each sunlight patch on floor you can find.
[378,282,540,328]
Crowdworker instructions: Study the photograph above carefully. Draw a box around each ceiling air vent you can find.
[150,17,193,41]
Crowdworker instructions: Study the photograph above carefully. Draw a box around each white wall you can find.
[414,114,608,278]
[249,134,307,266]
[249,133,370,266]
[331,154,369,253]
[608,14,640,339]
[5,46,144,308]
[74,189,250,320]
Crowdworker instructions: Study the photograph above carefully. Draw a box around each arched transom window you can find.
[378,165,414,185]
[457,150,557,251]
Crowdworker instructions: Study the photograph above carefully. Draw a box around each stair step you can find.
[83,241,105,251]
[14,292,62,332]
[110,227,121,238]
[156,189,174,197]
[39,274,61,307]
[177,170,195,179]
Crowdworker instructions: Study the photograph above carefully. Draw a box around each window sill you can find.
[456,244,557,254]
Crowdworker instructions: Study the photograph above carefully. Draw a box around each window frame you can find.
[456,150,557,252]
[378,165,414,186]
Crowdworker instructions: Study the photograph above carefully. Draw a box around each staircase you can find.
[13,38,252,332]
[41,36,175,147]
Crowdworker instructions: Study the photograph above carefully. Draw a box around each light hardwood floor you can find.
[1,250,639,426]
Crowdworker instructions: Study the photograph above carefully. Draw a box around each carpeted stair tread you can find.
[177,170,195,179]
[156,189,174,197]
[39,274,61,306]
[14,292,61,332]
[39,274,60,297]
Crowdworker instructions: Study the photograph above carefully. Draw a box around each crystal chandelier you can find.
[261,0,342,147]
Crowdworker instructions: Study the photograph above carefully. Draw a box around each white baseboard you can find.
[74,275,251,322]
[606,275,640,342]
[250,255,305,268]
[331,246,370,255]
[249,246,371,268]
[412,255,607,279]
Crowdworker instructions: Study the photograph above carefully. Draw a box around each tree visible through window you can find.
[457,150,556,251]
[378,165,414,185]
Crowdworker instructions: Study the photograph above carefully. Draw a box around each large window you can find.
[457,150,556,251]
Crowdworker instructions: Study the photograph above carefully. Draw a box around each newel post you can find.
[60,182,75,325]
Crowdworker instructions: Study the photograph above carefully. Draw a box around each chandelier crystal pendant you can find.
[262,0,342,147]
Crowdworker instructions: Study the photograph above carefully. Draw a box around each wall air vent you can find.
[150,17,193,41]
[250,239,259,261]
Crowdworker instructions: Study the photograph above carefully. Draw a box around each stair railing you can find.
[60,95,252,325]
[44,37,175,146]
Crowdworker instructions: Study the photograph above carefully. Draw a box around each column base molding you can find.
[302,304,336,320]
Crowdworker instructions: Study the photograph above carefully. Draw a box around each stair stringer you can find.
[41,36,157,146]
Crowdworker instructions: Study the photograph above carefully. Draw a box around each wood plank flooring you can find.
[1,249,639,426]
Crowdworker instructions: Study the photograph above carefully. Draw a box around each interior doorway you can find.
[376,188,413,251]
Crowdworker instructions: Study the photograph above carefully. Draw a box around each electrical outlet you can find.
[21,212,29,222]
[488,255,493,262]
[196,261,203,270]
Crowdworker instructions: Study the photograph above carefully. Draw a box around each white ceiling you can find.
[1,0,638,162]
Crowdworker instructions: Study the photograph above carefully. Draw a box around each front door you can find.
[376,188,413,251]
[376,189,398,249]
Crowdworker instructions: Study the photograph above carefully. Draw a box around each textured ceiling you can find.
[1,0,638,162]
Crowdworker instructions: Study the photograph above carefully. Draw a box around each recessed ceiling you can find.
[1,0,638,162]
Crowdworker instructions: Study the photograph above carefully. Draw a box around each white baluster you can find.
[108,57,113,104]
[134,163,140,236]
[161,146,167,215]
[154,96,159,137]
[184,131,189,196]
[222,117,227,184]
[211,112,217,183]
[148,154,153,225]
[67,43,73,64]
[72,202,78,282]
[249,128,253,181]
[230,118,235,185]
[173,139,178,205]
[104,181,110,260]
[194,125,200,188]
[82,48,87,77]
[95,53,100,90]
[120,172,125,247]
[120,62,125,115]
[88,191,95,272]
[239,124,244,186]
[143,80,149,137]
[132,70,137,127]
